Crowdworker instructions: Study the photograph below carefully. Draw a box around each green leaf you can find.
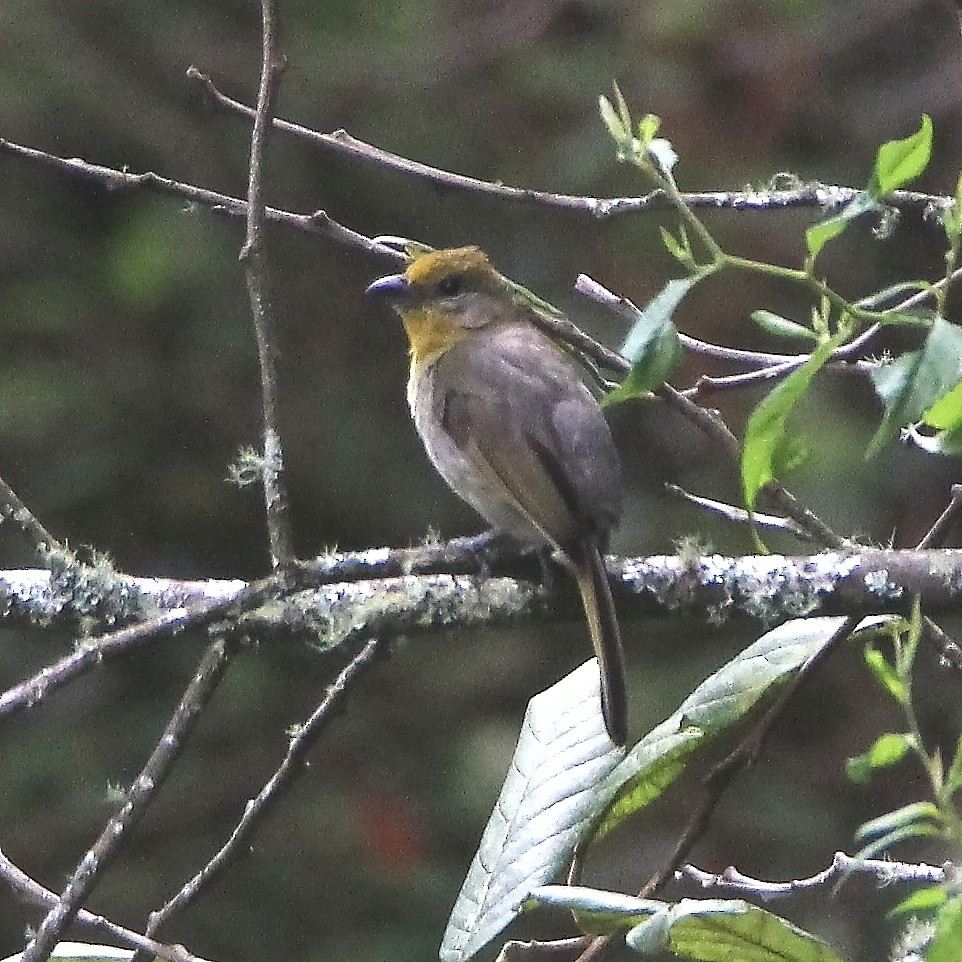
[869,114,933,196]
[867,317,962,456]
[602,278,691,406]
[751,311,818,342]
[660,227,694,268]
[599,94,627,146]
[854,280,931,310]
[944,732,962,793]
[889,884,947,917]
[805,193,875,257]
[922,377,962,430]
[862,643,907,704]
[928,894,962,962]
[874,308,938,327]
[439,662,626,962]
[853,822,941,861]
[845,732,911,783]
[855,801,942,843]
[741,340,836,512]
[805,214,848,258]
[626,899,844,962]
[594,617,893,839]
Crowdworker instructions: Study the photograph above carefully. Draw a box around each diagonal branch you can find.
[19,637,236,962]
[141,637,380,943]
[0,847,216,962]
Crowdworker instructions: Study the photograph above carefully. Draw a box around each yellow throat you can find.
[399,306,471,368]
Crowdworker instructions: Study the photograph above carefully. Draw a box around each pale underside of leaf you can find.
[439,660,626,962]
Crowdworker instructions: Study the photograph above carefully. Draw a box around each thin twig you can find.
[678,851,952,900]
[0,137,395,260]
[665,484,813,539]
[140,638,380,943]
[184,68,951,221]
[917,483,962,550]
[242,0,293,568]
[0,473,62,554]
[20,638,235,962]
[0,847,215,962]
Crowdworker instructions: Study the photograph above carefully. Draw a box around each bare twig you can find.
[678,851,952,900]
[665,484,813,539]
[141,638,380,943]
[184,69,950,222]
[241,0,294,568]
[0,137,396,260]
[917,483,962,549]
[0,847,215,962]
[20,638,235,962]
[0,473,62,554]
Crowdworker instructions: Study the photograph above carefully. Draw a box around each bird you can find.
[367,246,627,744]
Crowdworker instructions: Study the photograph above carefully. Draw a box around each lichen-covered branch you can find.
[3,546,962,646]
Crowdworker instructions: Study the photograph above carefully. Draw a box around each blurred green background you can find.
[2,1,962,960]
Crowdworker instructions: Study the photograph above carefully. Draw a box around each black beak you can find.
[365,273,410,303]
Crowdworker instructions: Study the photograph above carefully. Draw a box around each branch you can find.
[185,68,951,221]
[242,0,294,568]
[0,472,62,555]
[0,847,216,962]
[678,851,952,900]
[141,638,380,942]
[20,638,235,962]
[0,136,397,261]
[3,544,962,719]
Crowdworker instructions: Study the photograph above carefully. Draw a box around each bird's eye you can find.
[437,274,463,297]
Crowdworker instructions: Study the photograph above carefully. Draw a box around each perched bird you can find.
[367,247,627,744]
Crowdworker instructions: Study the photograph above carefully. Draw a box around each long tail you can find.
[572,537,627,745]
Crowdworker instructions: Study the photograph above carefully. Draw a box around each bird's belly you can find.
[409,373,549,547]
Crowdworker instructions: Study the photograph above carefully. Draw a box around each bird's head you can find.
[367,247,516,363]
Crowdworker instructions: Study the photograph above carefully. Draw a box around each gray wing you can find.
[436,324,623,548]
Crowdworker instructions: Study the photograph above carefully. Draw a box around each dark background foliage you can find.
[2,1,962,960]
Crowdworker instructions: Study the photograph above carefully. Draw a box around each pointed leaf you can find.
[854,281,930,310]
[928,894,962,962]
[603,278,692,405]
[922,377,962,430]
[594,617,891,839]
[439,661,625,962]
[870,115,933,196]
[855,801,942,843]
[867,317,962,456]
[751,311,817,342]
[889,884,947,917]
[862,643,907,704]
[805,192,875,257]
[741,340,836,512]
[626,898,844,962]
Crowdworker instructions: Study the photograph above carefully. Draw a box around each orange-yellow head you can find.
[366,247,515,365]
